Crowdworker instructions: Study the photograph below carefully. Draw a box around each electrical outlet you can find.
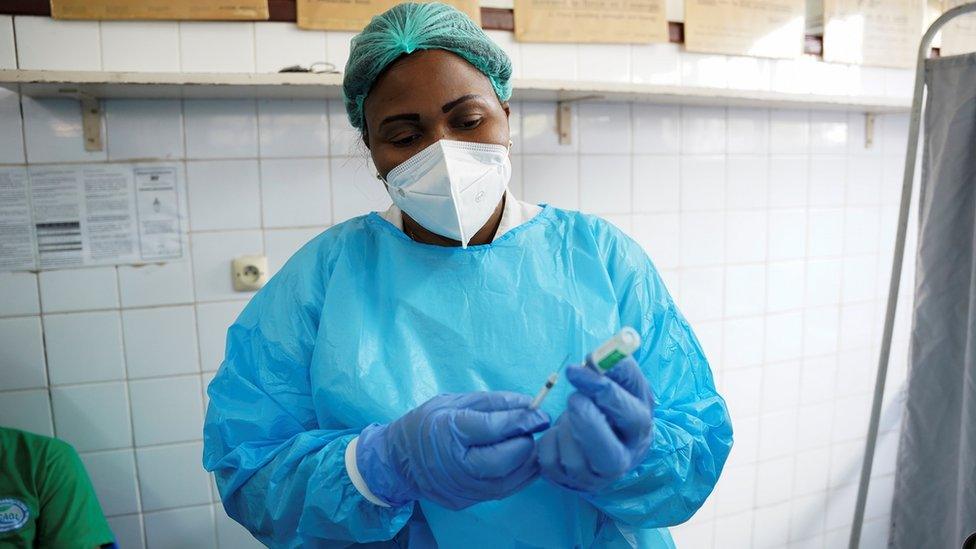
[231,255,267,291]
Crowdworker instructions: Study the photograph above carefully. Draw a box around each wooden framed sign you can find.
[51,0,269,20]
[513,0,668,44]
[823,0,926,68]
[684,0,806,58]
[296,0,481,31]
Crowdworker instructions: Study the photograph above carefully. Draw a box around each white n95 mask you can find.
[381,139,511,247]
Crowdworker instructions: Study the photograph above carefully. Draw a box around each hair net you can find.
[342,2,513,132]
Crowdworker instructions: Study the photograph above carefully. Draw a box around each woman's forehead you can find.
[364,50,497,117]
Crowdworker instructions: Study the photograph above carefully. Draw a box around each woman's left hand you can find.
[538,357,654,493]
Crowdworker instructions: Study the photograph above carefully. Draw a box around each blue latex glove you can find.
[356,391,551,510]
[538,357,654,493]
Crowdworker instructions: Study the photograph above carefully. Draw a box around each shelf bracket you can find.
[79,93,103,152]
[864,112,876,149]
[556,95,604,145]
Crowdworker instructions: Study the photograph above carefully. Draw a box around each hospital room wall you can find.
[0,15,915,549]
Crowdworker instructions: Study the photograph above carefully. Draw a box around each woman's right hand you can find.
[355,391,551,510]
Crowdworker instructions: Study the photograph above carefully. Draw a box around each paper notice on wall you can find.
[823,0,926,68]
[51,0,269,20]
[940,0,976,56]
[0,168,36,271]
[296,0,480,31]
[134,166,184,261]
[513,0,668,44]
[684,0,806,58]
[0,164,186,272]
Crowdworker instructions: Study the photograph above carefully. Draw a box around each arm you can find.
[203,244,413,547]
[585,224,733,528]
[35,439,115,549]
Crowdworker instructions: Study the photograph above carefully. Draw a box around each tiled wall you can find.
[0,14,914,549]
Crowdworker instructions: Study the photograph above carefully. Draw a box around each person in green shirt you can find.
[0,427,115,548]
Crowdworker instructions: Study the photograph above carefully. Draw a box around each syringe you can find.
[529,372,559,410]
[528,328,642,410]
[529,354,571,410]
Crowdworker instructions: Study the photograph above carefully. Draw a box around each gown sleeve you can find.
[202,237,413,547]
[584,219,734,528]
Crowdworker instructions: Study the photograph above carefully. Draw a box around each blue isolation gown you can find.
[203,205,733,548]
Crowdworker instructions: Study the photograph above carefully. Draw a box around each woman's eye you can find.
[391,134,420,147]
[456,117,483,129]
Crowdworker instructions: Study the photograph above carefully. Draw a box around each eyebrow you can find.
[378,94,484,129]
[441,94,481,113]
[379,113,421,127]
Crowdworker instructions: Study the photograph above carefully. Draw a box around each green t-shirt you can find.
[0,428,114,549]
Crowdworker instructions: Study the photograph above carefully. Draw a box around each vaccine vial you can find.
[589,327,641,373]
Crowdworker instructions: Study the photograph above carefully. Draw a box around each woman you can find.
[203,3,732,547]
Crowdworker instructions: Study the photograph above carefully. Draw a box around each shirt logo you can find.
[0,498,29,533]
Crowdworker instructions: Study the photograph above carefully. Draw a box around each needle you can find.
[529,353,572,410]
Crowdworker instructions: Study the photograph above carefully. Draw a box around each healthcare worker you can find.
[203,3,733,547]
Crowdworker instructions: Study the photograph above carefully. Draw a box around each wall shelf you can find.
[0,69,908,149]
[0,69,911,113]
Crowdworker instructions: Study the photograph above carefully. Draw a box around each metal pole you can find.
[849,4,976,548]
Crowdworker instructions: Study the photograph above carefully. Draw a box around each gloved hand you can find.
[538,357,653,493]
[356,391,551,510]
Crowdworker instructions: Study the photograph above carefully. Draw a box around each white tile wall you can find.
[129,376,204,446]
[578,103,632,153]
[578,44,631,83]
[179,22,255,73]
[0,272,39,316]
[15,17,101,71]
[0,89,24,164]
[0,390,53,436]
[107,514,146,549]
[631,44,681,85]
[266,227,325,275]
[633,104,680,154]
[681,53,730,89]
[186,160,262,231]
[39,266,119,312]
[100,22,180,72]
[184,100,259,159]
[254,22,327,74]
[727,56,772,91]
[0,16,14,70]
[258,99,330,158]
[330,157,391,222]
[137,442,211,511]
[0,21,915,549]
[81,450,142,516]
[682,107,726,154]
[260,158,332,227]
[118,262,195,308]
[106,100,184,160]
[190,230,263,302]
[579,155,631,214]
[122,306,200,378]
[0,316,46,390]
[144,506,215,548]
[52,382,132,452]
[22,97,108,163]
[521,43,577,80]
[324,31,356,71]
[196,301,247,372]
[43,311,126,385]
[215,505,264,548]
[633,155,680,211]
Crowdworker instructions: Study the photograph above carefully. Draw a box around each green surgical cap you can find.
[342,2,513,131]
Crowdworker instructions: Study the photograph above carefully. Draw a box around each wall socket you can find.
[232,255,267,291]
